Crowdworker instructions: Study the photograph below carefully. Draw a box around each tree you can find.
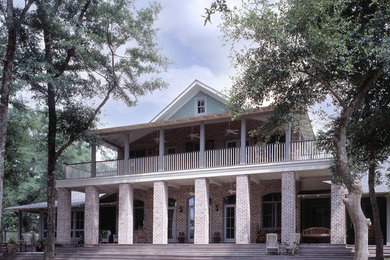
[21,0,168,257]
[0,0,35,251]
[347,85,390,260]
[207,1,390,259]
[3,105,91,233]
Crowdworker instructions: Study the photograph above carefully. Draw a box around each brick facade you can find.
[236,175,251,244]
[84,185,100,245]
[194,178,210,244]
[153,181,168,244]
[57,188,71,244]
[331,183,346,244]
[118,183,134,244]
[281,172,296,244]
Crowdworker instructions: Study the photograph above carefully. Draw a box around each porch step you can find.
[52,244,355,259]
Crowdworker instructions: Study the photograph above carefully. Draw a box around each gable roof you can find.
[150,80,228,123]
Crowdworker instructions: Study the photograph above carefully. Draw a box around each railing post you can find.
[124,133,129,175]
[91,144,96,177]
[240,118,246,164]
[199,123,205,168]
[158,129,165,171]
[285,123,291,161]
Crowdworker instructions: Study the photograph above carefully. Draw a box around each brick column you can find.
[236,175,250,244]
[331,183,346,244]
[57,188,72,244]
[194,178,209,244]
[84,186,99,245]
[281,172,296,244]
[153,181,168,244]
[118,183,134,244]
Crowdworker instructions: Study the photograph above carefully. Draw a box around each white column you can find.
[236,175,251,244]
[158,129,165,171]
[285,123,291,161]
[124,134,129,175]
[153,181,168,244]
[331,183,346,244]
[240,118,246,164]
[91,144,96,177]
[199,123,205,168]
[387,196,390,245]
[84,186,99,245]
[57,188,72,244]
[194,178,210,244]
[118,183,133,244]
[281,172,296,244]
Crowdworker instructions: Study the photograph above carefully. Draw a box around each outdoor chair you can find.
[283,233,301,255]
[266,233,280,254]
[101,230,111,244]
[136,227,146,243]
[113,234,118,243]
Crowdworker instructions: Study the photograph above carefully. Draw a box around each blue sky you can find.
[99,0,235,128]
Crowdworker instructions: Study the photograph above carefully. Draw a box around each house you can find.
[7,80,390,246]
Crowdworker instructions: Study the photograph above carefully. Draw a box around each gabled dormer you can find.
[151,80,228,122]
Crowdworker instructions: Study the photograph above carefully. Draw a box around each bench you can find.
[302,227,330,238]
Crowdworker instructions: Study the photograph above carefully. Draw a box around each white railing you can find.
[130,156,158,174]
[246,142,286,164]
[64,140,330,179]
[205,147,241,168]
[290,140,328,160]
[163,151,199,171]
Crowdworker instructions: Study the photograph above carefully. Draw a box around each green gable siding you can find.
[169,91,227,120]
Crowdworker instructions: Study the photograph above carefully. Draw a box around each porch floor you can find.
[4,244,390,260]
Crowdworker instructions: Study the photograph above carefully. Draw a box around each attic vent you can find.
[195,97,207,116]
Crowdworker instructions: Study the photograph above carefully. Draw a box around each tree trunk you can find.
[0,0,17,252]
[334,127,369,260]
[368,148,384,260]
[44,29,57,259]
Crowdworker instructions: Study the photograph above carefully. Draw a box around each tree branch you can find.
[298,65,347,109]
[55,85,116,159]
[15,0,35,29]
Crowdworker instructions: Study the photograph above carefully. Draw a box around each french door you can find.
[224,204,235,242]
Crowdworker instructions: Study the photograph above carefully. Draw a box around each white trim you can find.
[57,159,333,189]
[151,80,227,123]
[194,97,207,116]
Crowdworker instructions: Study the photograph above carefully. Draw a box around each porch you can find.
[64,140,330,179]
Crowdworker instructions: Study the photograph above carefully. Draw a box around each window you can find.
[134,200,144,230]
[195,97,207,116]
[71,211,84,239]
[262,193,281,229]
[166,147,177,154]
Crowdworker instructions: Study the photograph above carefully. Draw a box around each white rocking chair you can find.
[283,233,301,255]
[266,233,280,254]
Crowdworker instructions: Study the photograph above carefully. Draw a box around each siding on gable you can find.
[169,91,227,120]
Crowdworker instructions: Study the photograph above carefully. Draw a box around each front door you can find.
[168,207,176,242]
[224,204,235,242]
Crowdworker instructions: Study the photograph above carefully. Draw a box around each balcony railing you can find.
[64,140,331,179]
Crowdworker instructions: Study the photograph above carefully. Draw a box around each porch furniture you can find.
[302,227,330,239]
[266,233,280,254]
[113,234,118,243]
[18,240,27,252]
[282,233,301,255]
[100,230,111,244]
[136,227,146,243]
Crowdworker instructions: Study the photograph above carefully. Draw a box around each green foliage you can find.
[8,236,16,245]
[218,0,389,135]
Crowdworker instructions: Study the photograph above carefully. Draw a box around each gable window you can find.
[195,97,207,116]
[262,193,281,229]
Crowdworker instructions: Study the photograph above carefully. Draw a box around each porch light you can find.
[179,206,183,213]
[215,204,219,212]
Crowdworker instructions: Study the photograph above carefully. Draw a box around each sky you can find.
[99,0,236,128]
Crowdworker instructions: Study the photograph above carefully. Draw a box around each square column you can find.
[199,124,205,168]
[153,181,168,244]
[118,183,134,244]
[158,129,165,171]
[236,175,251,244]
[123,134,130,175]
[91,144,96,177]
[84,186,99,245]
[194,178,209,244]
[331,183,346,244]
[57,188,72,244]
[281,172,296,244]
[240,119,246,164]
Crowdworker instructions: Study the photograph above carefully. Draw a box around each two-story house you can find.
[8,80,389,247]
